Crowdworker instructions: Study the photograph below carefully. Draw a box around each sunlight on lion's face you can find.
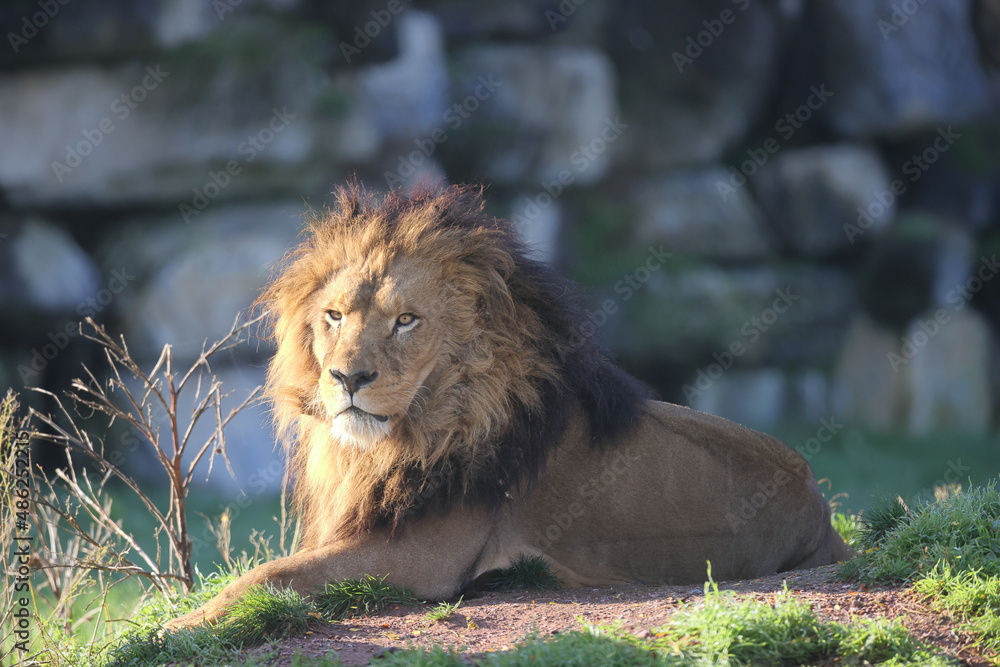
[309,257,447,449]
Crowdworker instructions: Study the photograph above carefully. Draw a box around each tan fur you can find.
[167,183,850,629]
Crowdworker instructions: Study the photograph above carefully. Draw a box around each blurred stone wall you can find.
[2,0,1000,490]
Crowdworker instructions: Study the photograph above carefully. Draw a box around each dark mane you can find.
[364,185,653,532]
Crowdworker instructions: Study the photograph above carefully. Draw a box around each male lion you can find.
[168,183,850,628]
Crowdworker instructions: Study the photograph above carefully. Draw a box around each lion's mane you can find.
[257,182,651,547]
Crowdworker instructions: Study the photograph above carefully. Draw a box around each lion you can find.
[167,182,851,628]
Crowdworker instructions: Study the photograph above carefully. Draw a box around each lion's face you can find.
[308,257,449,448]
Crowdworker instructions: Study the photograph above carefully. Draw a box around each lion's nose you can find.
[329,369,378,395]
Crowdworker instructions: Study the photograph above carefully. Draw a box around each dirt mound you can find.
[243,565,992,666]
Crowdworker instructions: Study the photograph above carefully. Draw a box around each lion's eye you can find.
[395,313,418,329]
[325,310,342,324]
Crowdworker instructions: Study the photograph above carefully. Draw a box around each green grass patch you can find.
[839,480,1000,584]
[214,584,314,648]
[103,625,232,667]
[423,597,462,624]
[376,645,467,666]
[495,628,660,666]
[831,509,862,548]
[314,574,416,620]
[484,554,561,592]
[99,572,237,666]
[914,565,1000,653]
[103,580,312,665]
[642,576,948,666]
[838,478,1000,662]
[106,575,410,664]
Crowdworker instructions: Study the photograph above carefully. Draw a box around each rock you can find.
[0,1,159,63]
[834,308,993,433]
[632,168,774,261]
[358,11,449,138]
[754,144,893,255]
[0,19,381,208]
[858,214,972,329]
[604,0,786,169]
[1,217,100,315]
[105,202,306,360]
[0,0,302,63]
[833,314,909,431]
[812,0,995,136]
[614,265,856,369]
[904,308,992,434]
[929,224,976,307]
[155,0,219,48]
[451,45,617,185]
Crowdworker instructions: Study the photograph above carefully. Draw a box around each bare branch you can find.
[28,312,266,596]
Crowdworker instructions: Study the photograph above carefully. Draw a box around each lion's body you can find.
[501,401,845,587]
[168,184,849,628]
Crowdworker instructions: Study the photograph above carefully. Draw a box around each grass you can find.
[915,565,1000,653]
[839,480,1000,583]
[838,478,1000,661]
[102,574,412,665]
[313,574,416,620]
[484,554,561,592]
[214,584,314,648]
[831,509,862,548]
[423,598,462,624]
[643,577,947,666]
